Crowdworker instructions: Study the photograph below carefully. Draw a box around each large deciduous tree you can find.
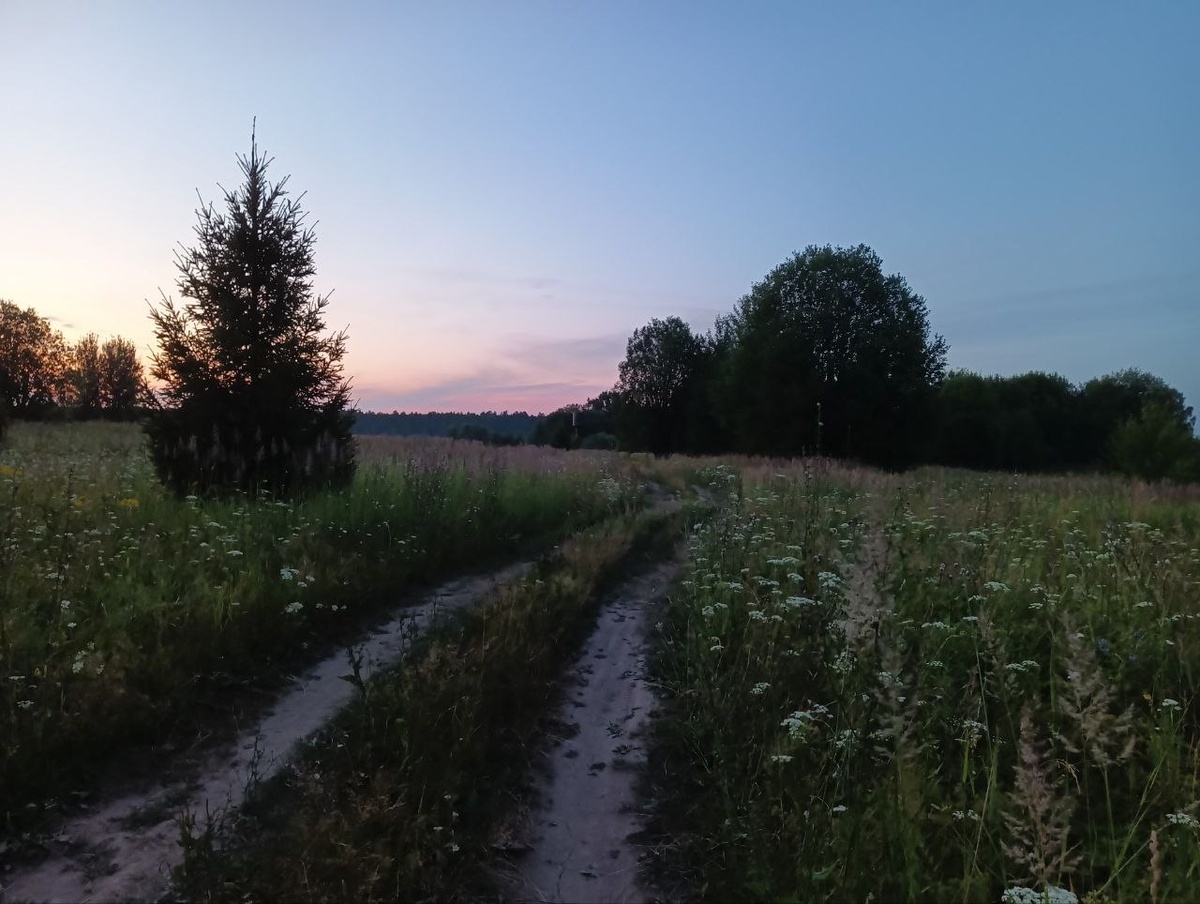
[614,316,716,454]
[72,334,145,419]
[145,130,355,495]
[99,337,144,419]
[1109,401,1200,482]
[0,300,71,415]
[715,245,947,466]
[70,333,105,417]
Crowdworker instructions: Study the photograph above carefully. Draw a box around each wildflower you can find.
[781,703,830,740]
[783,596,816,609]
[818,571,841,591]
[983,581,1010,593]
[228,549,243,557]
[1167,812,1200,831]
[60,599,72,611]
[1006,660,1039,673]
[117,497,140,508]
[833,728,860,751]
[831,804,847,814]
[280,566,300,581]
[750,682,771,696]
[284,601,304,615]
[958,719,988,747]
[1161,698,1182,711]
[17,700,34,709]
[770,754,793,764]
[1002,888,1078,904]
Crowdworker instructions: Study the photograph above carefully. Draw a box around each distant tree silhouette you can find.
[532,395,616,449]
[99,337,144,420]
[715,245,947,466]
[1110,401,1200,482]
[614,317,712,454]
[70,333,105,418]
[0,300,71,415]
[1079,369,1194,469]
[145,128,355,496]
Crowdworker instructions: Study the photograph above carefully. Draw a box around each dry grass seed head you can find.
[1002,706,1080,888]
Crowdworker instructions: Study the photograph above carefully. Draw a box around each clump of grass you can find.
[172,508,684,902]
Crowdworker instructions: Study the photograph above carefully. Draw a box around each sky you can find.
[1,1,1197,416]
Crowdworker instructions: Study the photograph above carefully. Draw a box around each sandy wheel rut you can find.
[502,555,681,904]
[0,562,532,904]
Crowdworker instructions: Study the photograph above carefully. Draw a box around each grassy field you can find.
[174,506,687,902]
[647,462,1200,903]
[5,423,1200,904]
[0,422,640,828]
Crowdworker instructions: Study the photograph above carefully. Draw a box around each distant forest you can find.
[537,245,1200,483]
[352,410,539,444]
[5,244,1196,483]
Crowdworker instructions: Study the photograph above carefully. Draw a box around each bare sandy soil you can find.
[0,562,531,904]
[500,555,682,904]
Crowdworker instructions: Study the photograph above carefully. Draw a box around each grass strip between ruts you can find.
[173,506,687,903]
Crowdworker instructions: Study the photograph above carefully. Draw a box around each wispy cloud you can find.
[356,328,629,413]
[502,331,628,377]
[413,267,564,292]
[358,374,607,415]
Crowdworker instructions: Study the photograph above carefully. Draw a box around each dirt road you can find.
[1,563,531,904]
[502,555,681,904]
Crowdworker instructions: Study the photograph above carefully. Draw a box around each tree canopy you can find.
[0,301,142,420]
[146,129,355,496]
[714,244,947,466]
[614,317,716,454]
[0,300,71,416]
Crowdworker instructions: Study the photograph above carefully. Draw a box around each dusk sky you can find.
[2,1,1196,416]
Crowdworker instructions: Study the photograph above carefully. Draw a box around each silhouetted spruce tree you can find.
[146,129,355,496]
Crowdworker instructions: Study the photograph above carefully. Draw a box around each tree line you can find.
[352,410,538,442]
[539,245,1198,482]
[0,300,145,422]
[5,127,1193,491]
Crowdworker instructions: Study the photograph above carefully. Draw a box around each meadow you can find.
[647,462,1200,903]
[4,423,1200,904]
[0,422,640,827]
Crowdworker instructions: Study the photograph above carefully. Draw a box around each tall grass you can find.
[174,508,685,903]
[648,463,1200,902]
[1,422,640,828]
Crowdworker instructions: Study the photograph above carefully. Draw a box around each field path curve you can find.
[500,552,683,904]
[0,562,533,904]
